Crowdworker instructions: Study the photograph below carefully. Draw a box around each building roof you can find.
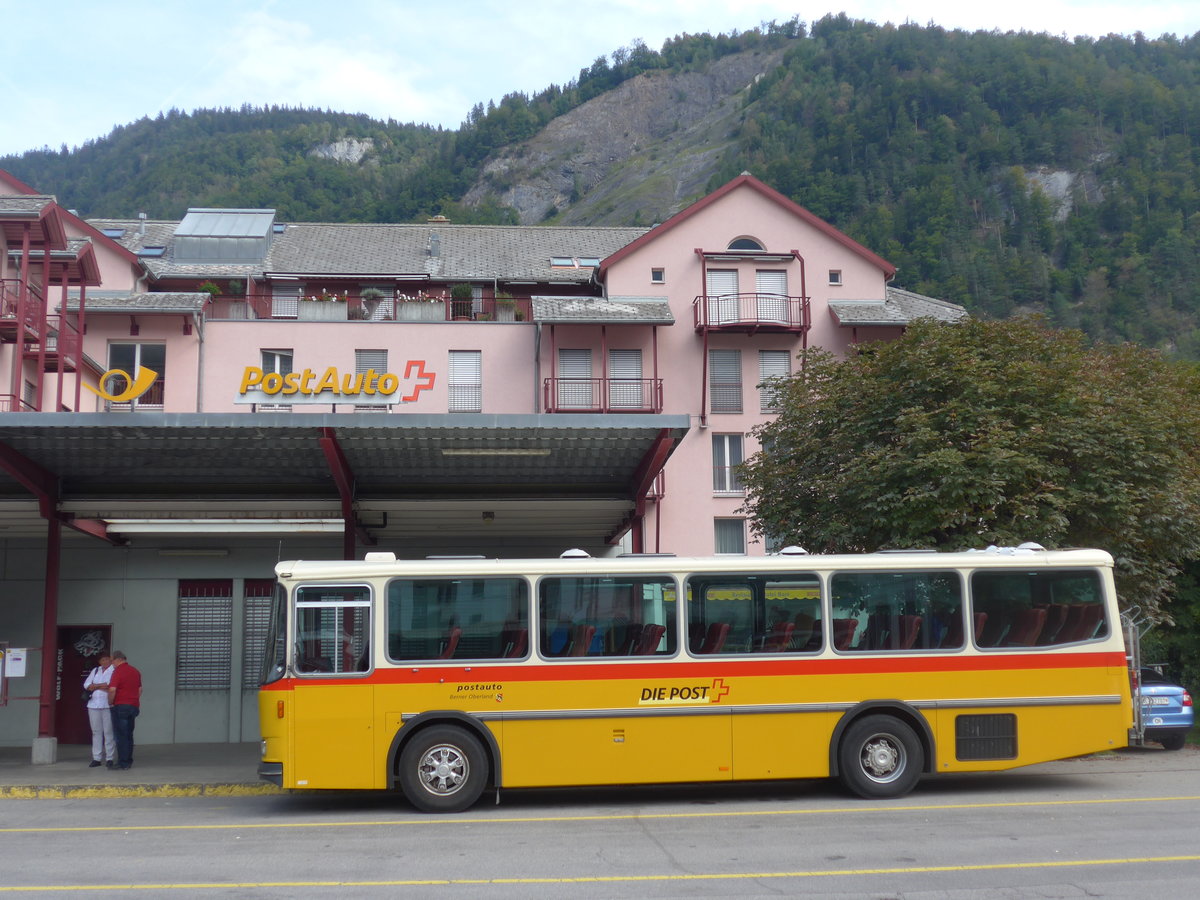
[0,413,689,544]
[264,223,649,283]
[175,208,275,238]
[532,296,674,324]
[63,292,209,313]
[828,286,969,326]
[598,173,897,281]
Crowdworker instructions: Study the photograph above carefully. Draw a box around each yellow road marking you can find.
[1,794,1198,834]
[1,855,1200,892]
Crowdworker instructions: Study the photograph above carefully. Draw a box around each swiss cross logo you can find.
[710,677,731,702]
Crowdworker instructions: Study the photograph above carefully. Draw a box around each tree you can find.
[740,317,1200,619]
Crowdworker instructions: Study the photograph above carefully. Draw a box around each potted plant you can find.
[197,280,221,299]
[450,283,474,320]
[359,287,386,320]
[495,292,517,322]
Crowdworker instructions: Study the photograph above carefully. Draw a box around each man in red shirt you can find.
[106,651,142,770]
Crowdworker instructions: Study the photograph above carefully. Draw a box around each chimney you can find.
[138,212,147,236]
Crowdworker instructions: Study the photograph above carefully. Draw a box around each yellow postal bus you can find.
[257,545,1132,811]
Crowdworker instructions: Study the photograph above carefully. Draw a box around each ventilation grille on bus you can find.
[955,714,1018,760]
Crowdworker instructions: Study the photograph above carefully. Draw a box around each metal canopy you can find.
[0,413,689,544]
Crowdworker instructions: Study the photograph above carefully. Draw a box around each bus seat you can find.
[501,628,528,658]
[896,615,923,649]
[568,624,596,656]
[1058,604,1103,643]
[977,613,1009,647]
[1055,604,1089,643]
[792,613,816,649]
[832,617,858,650]
[438,627,462,659]
[635,624,666,655]
[762,621,795,652]
[616,623,644,655]
[1005,608,1048,646]
[548,624,571,655]
[698,621,730,654]
[1036,604,1069,645]
[939,614,964,648]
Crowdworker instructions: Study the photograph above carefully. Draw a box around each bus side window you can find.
[539,575,676,658]
[830,571,960,653]
[970,569,1106,649]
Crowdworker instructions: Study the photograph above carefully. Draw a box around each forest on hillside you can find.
[4,16,1200,354]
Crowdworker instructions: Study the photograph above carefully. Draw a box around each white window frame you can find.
[650,267,665,284]
[828,269,843,286]
[714,518,747,555]
[355,349,388,413]
[712,433,745,494]
[448,350,483,413]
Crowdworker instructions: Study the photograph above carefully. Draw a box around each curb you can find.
[0,782,280,799]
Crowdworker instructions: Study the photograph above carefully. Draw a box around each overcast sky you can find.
[2,1,1198,158]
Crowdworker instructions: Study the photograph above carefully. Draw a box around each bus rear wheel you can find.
[398,725,488,813]
[837,714,923,799]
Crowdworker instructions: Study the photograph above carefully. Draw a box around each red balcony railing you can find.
[543,377,663,413]
[30,316,82,371]
[692,293,809,332]
[0,278,46,334]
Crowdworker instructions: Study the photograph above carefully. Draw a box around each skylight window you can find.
[138,246,166,258]
[550,257,601,268]
[101,228,126,239]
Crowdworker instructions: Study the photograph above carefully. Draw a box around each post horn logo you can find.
[84,367,159,403]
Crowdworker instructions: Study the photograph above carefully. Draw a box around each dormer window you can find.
[727,237,765,251]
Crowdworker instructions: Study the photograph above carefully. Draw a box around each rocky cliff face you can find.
[463,48,787,225]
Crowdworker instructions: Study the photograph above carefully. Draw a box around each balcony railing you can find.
[30,316,82,371]
[0,393,36,412]
[543,377,663,413]
[0,278,46,333]
[693,293,809,332]
[235,294,533,322]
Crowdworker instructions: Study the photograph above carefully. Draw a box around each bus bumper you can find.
[258,761,284,786]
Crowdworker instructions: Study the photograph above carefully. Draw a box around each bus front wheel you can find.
[837,714,923,799]
[398,725,488,813]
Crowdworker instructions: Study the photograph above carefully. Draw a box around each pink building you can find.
[0,171,964,752]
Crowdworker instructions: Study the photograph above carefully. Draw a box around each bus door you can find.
[291,585,375,789]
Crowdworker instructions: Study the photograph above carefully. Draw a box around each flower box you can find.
[298,301,348,321]
[396,301,446,322]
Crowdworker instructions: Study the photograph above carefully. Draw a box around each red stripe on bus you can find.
[259,650,1127,690]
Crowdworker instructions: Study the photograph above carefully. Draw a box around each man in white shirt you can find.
[83,654,115,768]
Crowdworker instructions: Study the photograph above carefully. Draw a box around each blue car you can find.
[1138,667,1194,751]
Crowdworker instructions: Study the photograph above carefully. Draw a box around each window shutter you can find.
[608,349,643,409]
[557,349,593,409]
[176,579,233,691]
[241,579,275,690]
[755,270,788,323]
[271,285,300,318]
[758,350,791,412]
[709,349,742,413]
[448,350,483,412]
[706,269,739,324]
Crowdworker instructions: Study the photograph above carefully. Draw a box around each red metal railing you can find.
[0,278,46,330]
[692,293,809,331]
[543,378,663,413]
[0,394,36,412]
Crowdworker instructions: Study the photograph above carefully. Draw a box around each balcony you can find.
[543,377,664,414]
[27,316,81,372]
[693,293,809,333]
[235,294,532,322]
[0,394,35,412]
[0,278,46,342]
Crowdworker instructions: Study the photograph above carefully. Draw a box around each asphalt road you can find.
[2,747,1198,897]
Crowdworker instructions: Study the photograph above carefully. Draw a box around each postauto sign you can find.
[236,362,436,406]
